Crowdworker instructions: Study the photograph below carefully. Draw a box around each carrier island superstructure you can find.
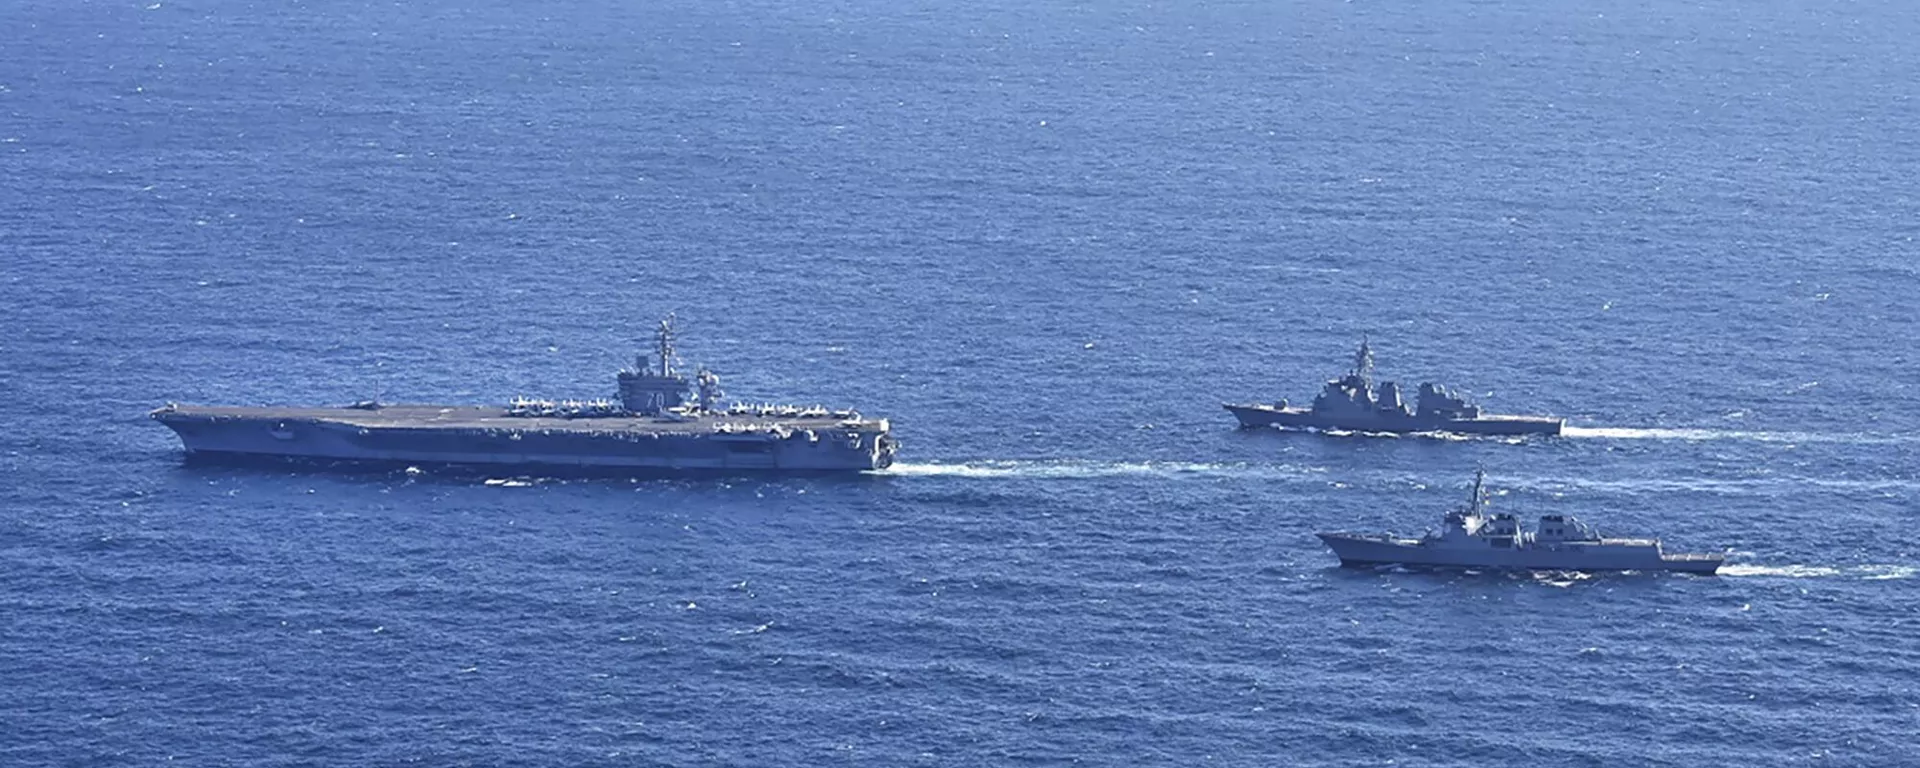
[151,316,898,473]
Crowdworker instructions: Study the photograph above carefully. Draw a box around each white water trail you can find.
[1562,426,1917,446]
[883,461,1917,496]
[1719,563,1916,580]
[878,460,1322,481]
[1514,474,1920,497]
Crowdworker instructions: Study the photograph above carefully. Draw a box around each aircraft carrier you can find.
[151,316,897,473]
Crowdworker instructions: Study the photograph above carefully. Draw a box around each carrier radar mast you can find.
[1352,335,1376,390]
[655,313,681,378]
[1467,467,1488,512]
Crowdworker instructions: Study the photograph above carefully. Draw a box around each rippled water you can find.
[4,0,1917,764]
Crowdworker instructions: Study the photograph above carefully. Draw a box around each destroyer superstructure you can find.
[1225,339,1563,436]
[152,315,897,473]
[1316,470,1724,573]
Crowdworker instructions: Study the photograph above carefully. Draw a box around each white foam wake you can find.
[1563,426,1916,445]
[1518,474,1920,497]
[883,462,1918,497]
[877,460,1320,481]
[1719,563,1916,580]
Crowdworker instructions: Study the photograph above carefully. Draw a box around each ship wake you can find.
[1514,474,1920,497]
[1562,426,1917,445]
[878,460,1322,481]
[1719,563,1915,580]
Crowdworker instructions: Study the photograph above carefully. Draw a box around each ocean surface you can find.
[3,0,1917,764]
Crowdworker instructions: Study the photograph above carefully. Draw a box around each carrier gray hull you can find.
[1317,533,1723,574]
[152,404,896,473]
[1225,404,1563,436]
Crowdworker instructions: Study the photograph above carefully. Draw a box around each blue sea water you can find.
[3,0,1918,764]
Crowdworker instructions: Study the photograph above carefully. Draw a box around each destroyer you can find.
[1317,470,1724,573]
[151,315,897,473]
[1224,339,1563,436]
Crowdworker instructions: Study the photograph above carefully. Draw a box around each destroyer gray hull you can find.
[153,404,896,473]
[1225,403,1563,436]
[1317,533,1723,574]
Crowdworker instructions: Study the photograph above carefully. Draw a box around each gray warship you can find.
[1317,470,1725,574]
[151,315,898,473]
[1224,339,1563,436]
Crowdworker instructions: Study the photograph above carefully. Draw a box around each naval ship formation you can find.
[1225,339,1563,436]
[151,315,897,473]
[151,319,1735,571]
